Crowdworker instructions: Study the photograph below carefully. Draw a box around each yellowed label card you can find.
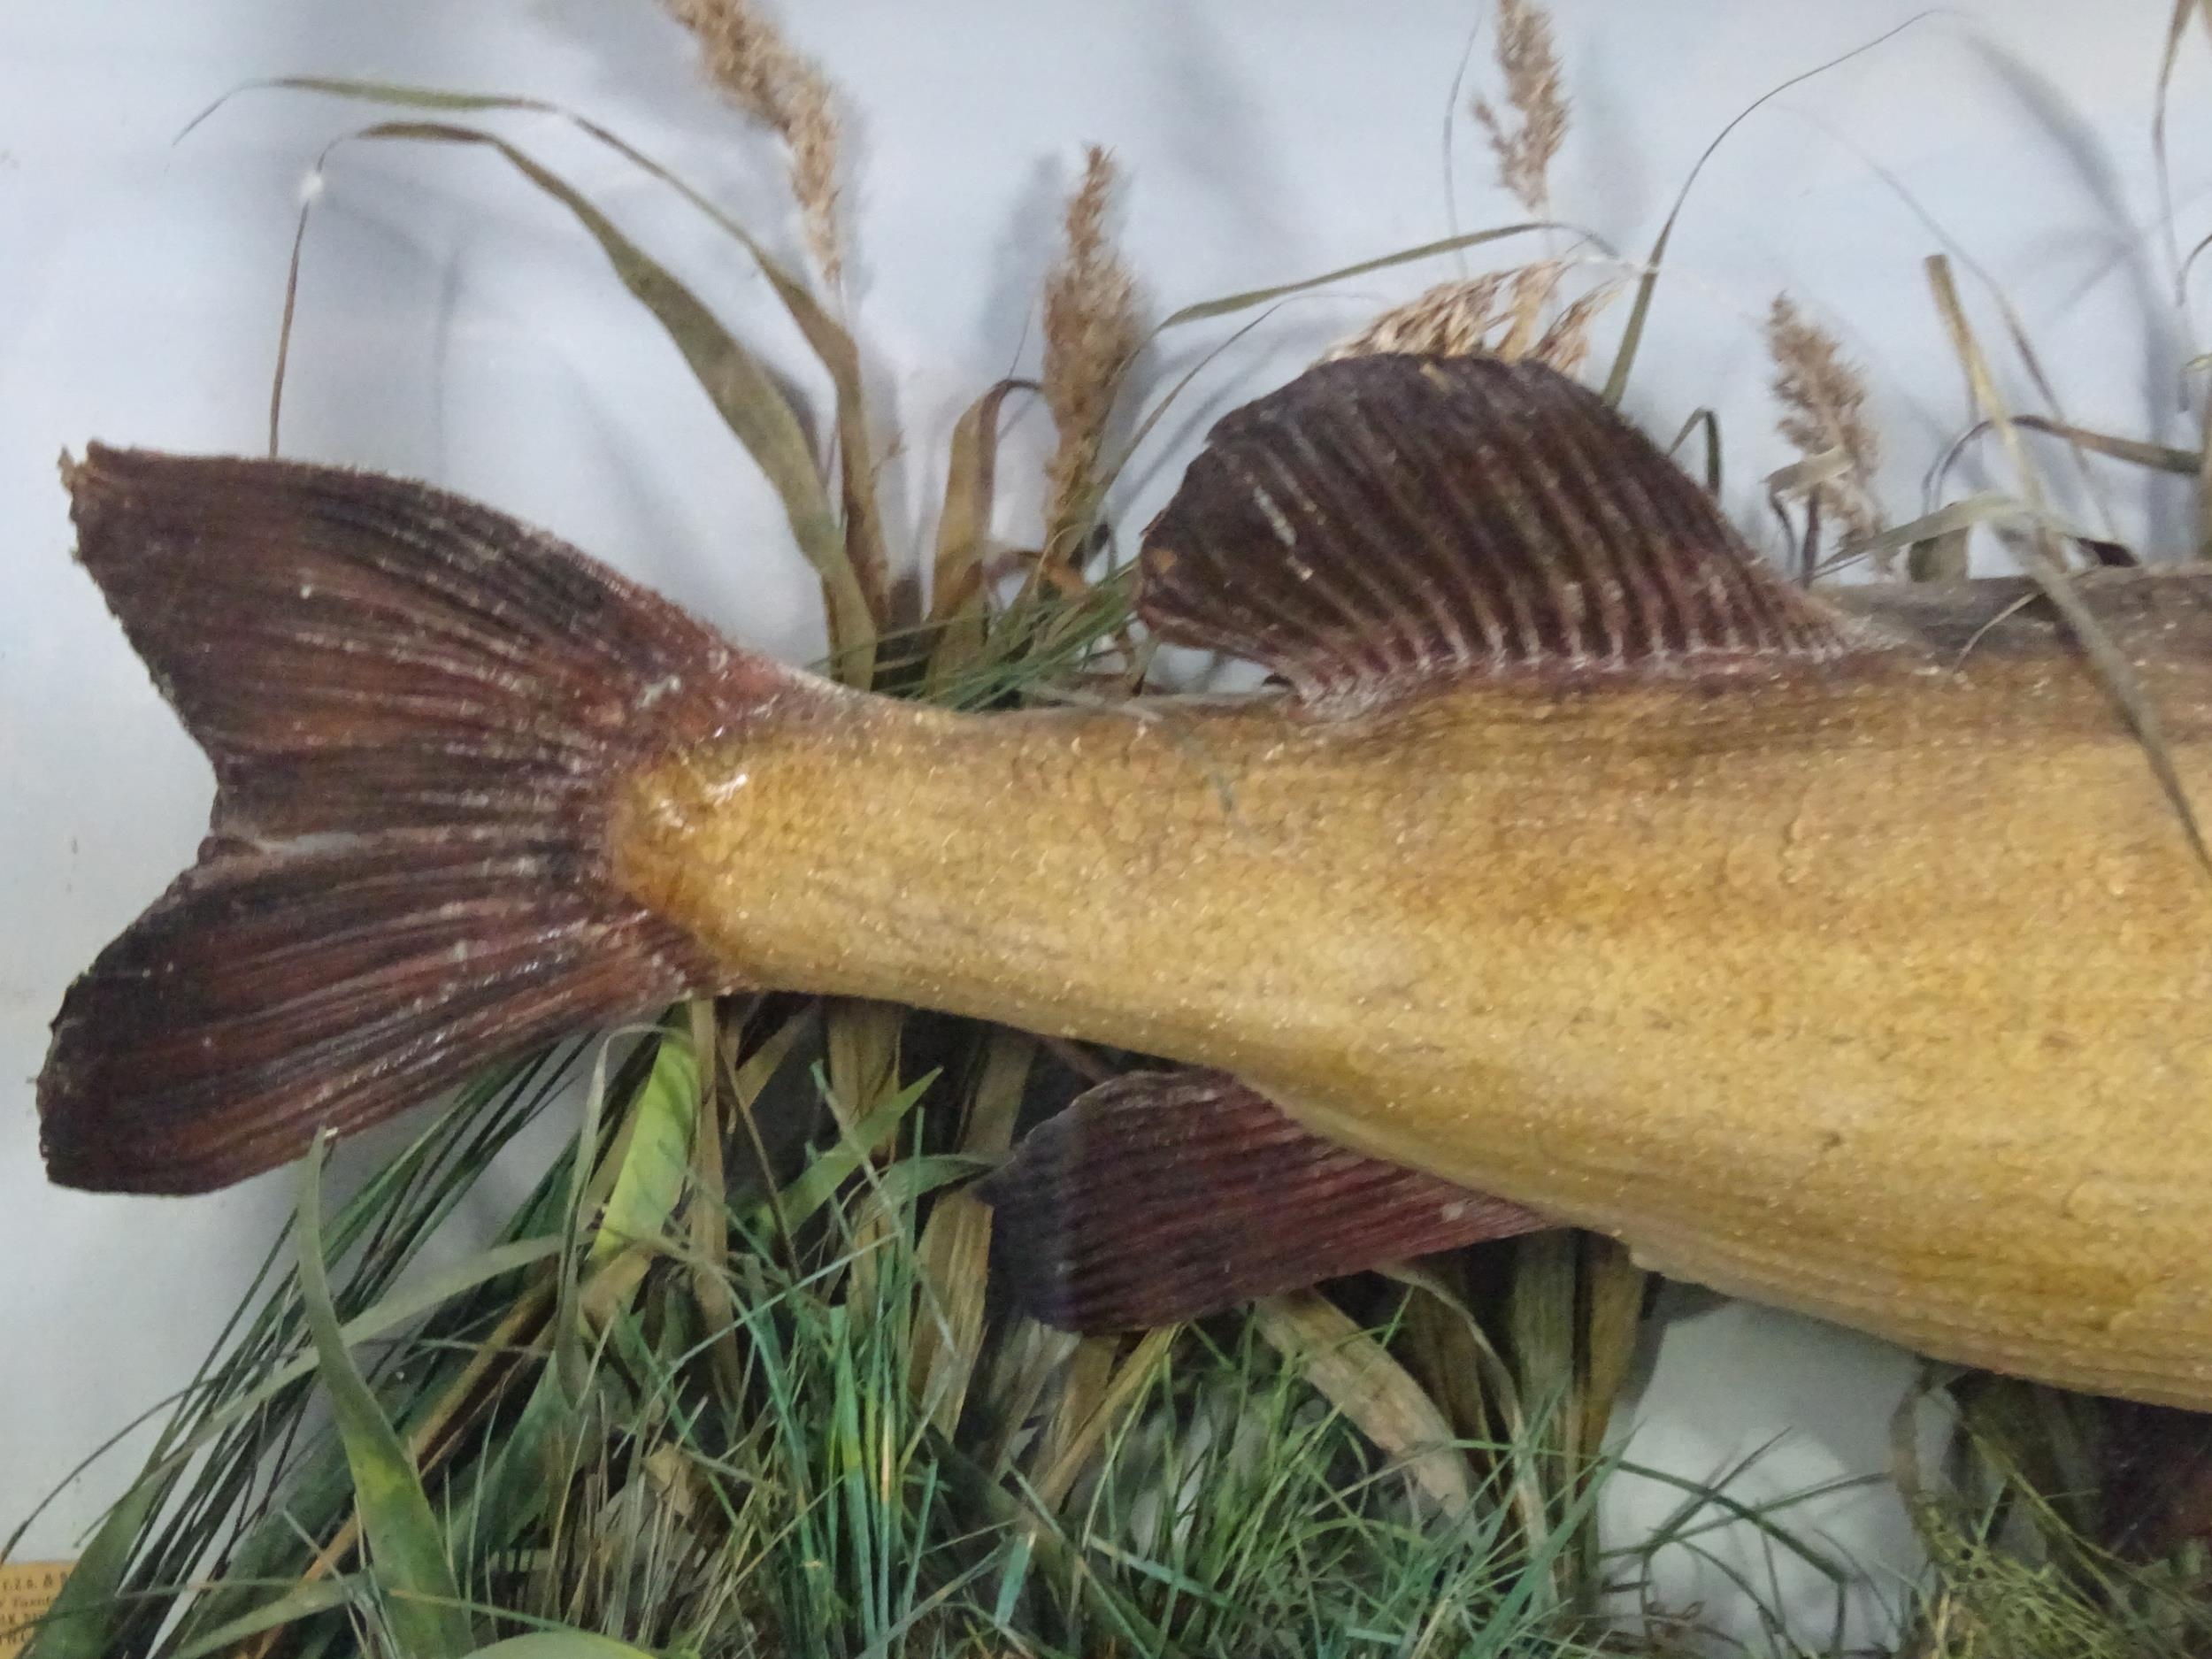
[0,1562,72,1659]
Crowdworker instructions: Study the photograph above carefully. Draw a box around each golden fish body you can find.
[42,353,2212,1409]
[616,576,2212,1406]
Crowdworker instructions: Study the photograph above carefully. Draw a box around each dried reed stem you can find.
[668,0,846,288]
[1767,294,1884,555]
[1041,146,1141,561]
[1471,0,1568,215]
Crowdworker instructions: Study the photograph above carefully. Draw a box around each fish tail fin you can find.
[41,446,793,1194]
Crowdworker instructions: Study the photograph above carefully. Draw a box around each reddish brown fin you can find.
[1140,356,1872,706]
[979,1069,1547,1331]
[40,446,785,1194]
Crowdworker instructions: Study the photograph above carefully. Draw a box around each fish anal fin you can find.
[1140,355,1878,707]
[979,1068,1548,1333]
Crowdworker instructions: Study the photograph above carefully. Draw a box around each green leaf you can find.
[588,1026,701,1268]
[296,1136,474,1659]
[459,1635,657,1659]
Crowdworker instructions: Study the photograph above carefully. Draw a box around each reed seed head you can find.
[1767,294,1885,556]
[668,0,847,288]
[1321,276,1509,362]
[1323,267,1612,380]
[1471,0,1568,216]
[1041,146,1142,561]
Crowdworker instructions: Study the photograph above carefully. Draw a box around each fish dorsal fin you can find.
[1140,355,1870,705]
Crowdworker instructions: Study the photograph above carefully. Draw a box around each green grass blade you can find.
[296,1136,474,1659]
[771,1069,939,1232]
[167,1578,358,1659]
[15,1476,161,1659]
[105,1237,557,1507]
[18,1228,557,1659]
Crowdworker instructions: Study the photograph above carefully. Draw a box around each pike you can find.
[36,356,2212,1408]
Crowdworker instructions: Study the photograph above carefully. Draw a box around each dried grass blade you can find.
[2197,380,2212,562]
[1925,253,2212,878]
[296,1137,472,1659]
[1962,415,2200,476]
[344,120,877,681]
[1667,406,1722,495]
[1827,491,2069,572]
[2154,0,2212,321]
[978,1322,1080,1475]
[1386,1263,1545,1540]
[684,1001,739,1399]
[932,380,1033,621]
[927,379,1035,688]
[1578,1237,1644,1466]
[824,1000,904,1133]
[1601,17,1924,406]
[1158,222,1574,331]
[231,78,894,642]
[1765,447,1852,498]
[1508,1232,1582,1470]
[1031,1328,1177,1513]
[1397,1283,1494,1448]
[1252,1293,1471,1515]
[910,1032,1036,1435]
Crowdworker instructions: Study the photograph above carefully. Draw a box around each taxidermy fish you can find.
[38,355,2212,1409]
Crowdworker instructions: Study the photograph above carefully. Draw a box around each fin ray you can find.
[981,1069,1547,1332]
[38,447,774,1193]
[1140,356,1870,704]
